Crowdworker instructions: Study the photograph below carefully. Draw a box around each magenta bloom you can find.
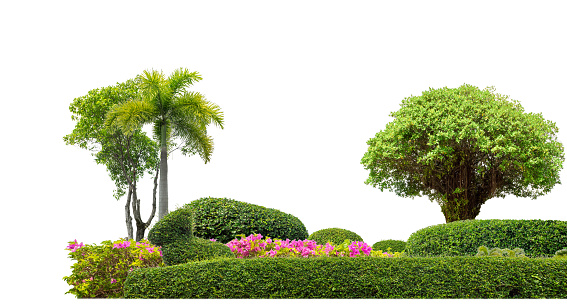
[111,278,117,284]
[66,240,84,252]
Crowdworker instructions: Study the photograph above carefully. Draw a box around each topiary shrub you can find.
[308,228,363,245]
[185,197,309,244]
[405,219,567,257]
[148,207,194,246]
[161,237,234,266]
[372,239,407,253]
[148,205,234,266]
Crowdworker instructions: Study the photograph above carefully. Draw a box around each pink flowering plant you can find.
[225,234,377,259]
[63,238,164,298]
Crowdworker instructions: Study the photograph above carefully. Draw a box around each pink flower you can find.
[111,278,117,284]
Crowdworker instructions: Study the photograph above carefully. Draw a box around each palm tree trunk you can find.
[125,187,134,240]
[158,122,168,220]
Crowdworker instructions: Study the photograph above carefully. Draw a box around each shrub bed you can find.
[405,219,567,257]
[123,256,567,299]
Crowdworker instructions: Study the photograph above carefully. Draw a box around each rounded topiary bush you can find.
[148,207,194,246]
[147,205,235,266]
[405,219,567,258]
[185,197,309,244]
[372,239,407,253]
[308,228,363,245]
[161,237,234,266]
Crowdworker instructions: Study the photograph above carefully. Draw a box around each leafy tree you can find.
[361,84,564,222]
[63,80,160,240]
[105,68,224,220]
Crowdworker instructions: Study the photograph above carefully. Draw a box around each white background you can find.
[1,1,565,304]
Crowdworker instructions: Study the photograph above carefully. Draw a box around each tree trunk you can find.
[132,165,159,241]
[125,187,134,240]
[441,194,482,223]
[158,122,168,220]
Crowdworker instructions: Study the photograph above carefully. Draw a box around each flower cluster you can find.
[225,234,375,259]
[66,239,84,252]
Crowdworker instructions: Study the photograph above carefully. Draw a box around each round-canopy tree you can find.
[361,84,564,223]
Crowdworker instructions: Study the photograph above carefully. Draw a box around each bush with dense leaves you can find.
[63,238,164,298]
[405,219,567,257]
[372,239,407,253]
[147,206,234,266]
[184,197,309,244]
[124,256,567,298]
[307,228,363,245]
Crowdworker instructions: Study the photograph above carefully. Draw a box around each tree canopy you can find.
[361,84,564,222]
[105,68,224,220]
[64,79,160,240]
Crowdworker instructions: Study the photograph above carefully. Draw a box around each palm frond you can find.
[105,99,156,135]
[172,91,225,129]
[170,116,214,163]
[137,69,172,112]
[168,68,203,97]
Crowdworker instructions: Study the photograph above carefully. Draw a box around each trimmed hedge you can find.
[372,239,407,253]
[147,206,234,266]
[185,197,309,244]
[308,228,363,245]
[405,219,567,257]
[147,207,194,246]
[124,256,567,298]
[160,237,234,266]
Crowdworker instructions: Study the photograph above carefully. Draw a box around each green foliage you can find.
[62,238,164,298]
[361,84,565,222]
[186,197,309,244]
[372,239,407,253]
[554,249,567,259]
[405,219,567,257]
[308,228,363,245]
[124,256,567,298]
[476,246,526,258]
[148,207,195,246]
[63,79,160,200]
[105,68,224,162]
[147,205,234,266]
[160,237,234,266]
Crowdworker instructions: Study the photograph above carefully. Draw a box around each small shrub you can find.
[405,219,567,257]
[554,249,567,259]
[147,207,195,246]
[186,197,309,244]
[308,228,363,246]
[147,204,235,266]
[476,246,526,258]
[372,239,406,253]
[63,238,164,298]
[161,237,234,265]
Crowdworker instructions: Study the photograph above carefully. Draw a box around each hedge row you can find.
[405,219,567,257]
[124,256,567,298]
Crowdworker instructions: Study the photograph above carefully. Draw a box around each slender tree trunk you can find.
[132,165,159,241]
[158,122,168,220]
[125,187,134,240]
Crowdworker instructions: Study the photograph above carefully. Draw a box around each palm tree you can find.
[106,68,224,220]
